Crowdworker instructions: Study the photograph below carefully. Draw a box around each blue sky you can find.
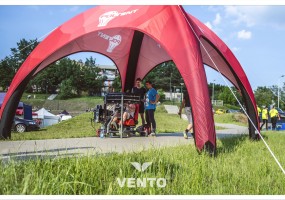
[1,5,285,90]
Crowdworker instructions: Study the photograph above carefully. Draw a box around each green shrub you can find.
[157,89,166,102]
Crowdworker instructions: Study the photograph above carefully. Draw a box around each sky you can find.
[1,5,285,90]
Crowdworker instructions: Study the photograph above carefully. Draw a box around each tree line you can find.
[0,39,106,99]
[0,38,284,109]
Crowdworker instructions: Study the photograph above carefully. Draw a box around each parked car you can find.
[215,109,226,115]
[12,117,40,133]
[226,109,240,113]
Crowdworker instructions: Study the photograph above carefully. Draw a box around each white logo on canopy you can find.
[98,31,122,53]
[98,11,119,27]
[98,9,139,27]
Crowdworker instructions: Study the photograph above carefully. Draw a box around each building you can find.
[97,64,118,95]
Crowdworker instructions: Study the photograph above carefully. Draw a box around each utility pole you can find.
[212,80,216,105]
[278,75,285,108]
[170,72,172,101]
[180,83,184,102]
[173,86,177,104]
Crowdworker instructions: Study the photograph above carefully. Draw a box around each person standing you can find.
[269,106,280,130]
[145,81,160,136]
[178,90,193,139]
[260,105,268,130]
[131,78,147,126]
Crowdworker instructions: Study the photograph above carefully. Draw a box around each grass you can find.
[214,113,248,127]
[1,132,285,194]
[11,112,98,141]
[21,93,104,114]
[11,105,224,141]
[3,96,285,194]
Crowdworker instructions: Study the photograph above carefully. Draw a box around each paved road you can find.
[0,123,248,161]
[164,105,179,114]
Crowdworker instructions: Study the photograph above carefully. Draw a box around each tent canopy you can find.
[35,108,60,128]
[35,108,57,119]
[0,5,259,152]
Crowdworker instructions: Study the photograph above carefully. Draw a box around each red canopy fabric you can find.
[0,5,259,152]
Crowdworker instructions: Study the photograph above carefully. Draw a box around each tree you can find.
[112,75,122,92]
[254,86,275,107]
[0,57,16,91]
[58,79,75,99]
[0,38,39,91]
[83,57,106,95]
[144,61,183,91]
[10,39,39,67]
[217,86,242,106]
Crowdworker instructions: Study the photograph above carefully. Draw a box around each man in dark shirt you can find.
[178,90,193,139]
[131,78,147,126]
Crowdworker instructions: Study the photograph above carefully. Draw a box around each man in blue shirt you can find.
[145,81,160,136]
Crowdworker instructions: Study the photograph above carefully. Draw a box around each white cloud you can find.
[213,13,221,25]
[205,21,213,30]
[203,12,222,34]
[232,47,240,52]
[224,6,256,27]
[237,30,252,39]
[224,6,285,29]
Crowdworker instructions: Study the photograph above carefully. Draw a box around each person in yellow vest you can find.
[257,105,261,122]
[260,105,268,130]
[269,106,280,130]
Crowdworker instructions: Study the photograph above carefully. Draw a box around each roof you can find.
[97,65,117,70]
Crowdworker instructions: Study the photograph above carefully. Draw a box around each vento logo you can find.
[98,9,139,27]
[97,31,122,53]
[116,162,167,188]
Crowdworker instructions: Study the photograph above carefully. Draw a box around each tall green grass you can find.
[1,132,285,194]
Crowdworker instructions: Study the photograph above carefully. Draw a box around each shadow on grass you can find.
[0,147,95,156]
[217,135,248,154]
[10,128,47,135]
[0,146,95,158]
[1,153,82,164]
[34,129,48,132]
[0,147,96,163]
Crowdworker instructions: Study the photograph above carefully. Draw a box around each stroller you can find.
[93,93,150,138]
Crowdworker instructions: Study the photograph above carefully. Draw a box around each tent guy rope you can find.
[178,5,285,176]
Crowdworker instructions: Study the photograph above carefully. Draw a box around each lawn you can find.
[214,113,248,127]
[3,98,285,195]
[1,132,285,194]
[20,93,104,114]
[11,105,224,141]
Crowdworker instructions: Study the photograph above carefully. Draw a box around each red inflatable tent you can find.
[0,5,259,152]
